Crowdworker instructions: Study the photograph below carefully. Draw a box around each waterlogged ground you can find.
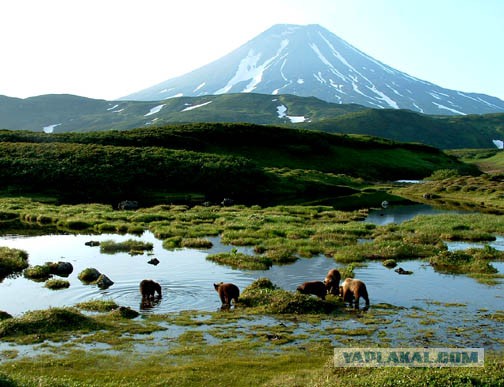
[1,203,503,365]
[1,231,503,316]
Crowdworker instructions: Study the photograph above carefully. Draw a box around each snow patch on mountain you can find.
[43,123,61,133]
[431,102,466,115]
[310,43,346,81]
[194,82,206,92]
[181,101,213,112]
[492,140,503,149]
[276,104,306,123]
[145,104,165,116]
[215,39,289,94]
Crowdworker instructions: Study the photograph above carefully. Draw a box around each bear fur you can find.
[339,278,369,308]
[296,281,326,300]
[214,282,240,305]
[324,269,341,295]
[140,279,162,300]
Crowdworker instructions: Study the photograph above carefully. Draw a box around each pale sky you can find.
[1,0,503,101]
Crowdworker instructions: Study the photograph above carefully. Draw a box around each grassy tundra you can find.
[0,124,502,386]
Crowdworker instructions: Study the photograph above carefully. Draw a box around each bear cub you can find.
[297,281,326,300]
[324,268,341,295]
[214,282,240,306]
[140,279,162,300]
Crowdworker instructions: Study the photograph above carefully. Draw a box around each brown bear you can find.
[214,282,240,306]
[339,278,369,308]
[140,279,162,300]
[324,268,341,295]
[296,281,326,300]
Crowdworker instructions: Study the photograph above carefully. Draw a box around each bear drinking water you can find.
[140,279,162,300]
[214,282,240,306]
[296,281,327,300]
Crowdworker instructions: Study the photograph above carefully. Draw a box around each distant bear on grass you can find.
[324,269,341,295]
[296,281,326,300]
[214,282,240,306]
[140,279,162,300]
[339,278,369,308]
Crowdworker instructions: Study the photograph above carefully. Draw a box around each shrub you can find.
[206,252,272,270]
[76,299,119,312]
[45,279,70,290]
[99,239,153,254]
[162,236,182,249]
[425,169,460,181]
[24,265,52,281]
[0,247,29,279]
[0,308,103,338]
[181,238,213,249]
[239,278,340,314]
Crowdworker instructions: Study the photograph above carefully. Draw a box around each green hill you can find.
[304,109,504,149]
[0,123,478,205]
[1,93,503,150]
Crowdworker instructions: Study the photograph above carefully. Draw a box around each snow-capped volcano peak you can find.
[122,24,504,115]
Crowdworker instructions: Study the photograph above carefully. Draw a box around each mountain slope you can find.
[1,93,503,149]
[123,24,504,116]
[0,93,366,132]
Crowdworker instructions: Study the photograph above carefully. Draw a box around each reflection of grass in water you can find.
[99,239,153,255]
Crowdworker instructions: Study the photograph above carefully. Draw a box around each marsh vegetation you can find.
[0,125,502,385]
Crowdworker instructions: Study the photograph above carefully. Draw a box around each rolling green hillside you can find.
[0,123,479,205]
[304,109,504,149]
[1,93,503,149]
[0,93,365,132]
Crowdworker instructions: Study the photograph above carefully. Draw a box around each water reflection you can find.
[0,202,502,316]
[0,230,503,317]
[364,203,472,226]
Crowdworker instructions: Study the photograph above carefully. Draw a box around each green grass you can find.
[429,246,504,283]
[0,247,29,280]
[394,174,504,214]
[206,251,273,270]
[23,264,52,281]
[238,278,342,314]
[99,239,153,255]
[75,299,119,312]
[44,279,70,290]
[0,308,105,341]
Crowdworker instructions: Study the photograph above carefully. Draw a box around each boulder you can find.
[96,274,114,289]
[78,268,101,283]
[46,261,73,277]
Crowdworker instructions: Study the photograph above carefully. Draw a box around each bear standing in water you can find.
[214,282,240,306]
[324,268,341,295]
[296,281,326,300]
[339,278,369,308]
[140,279,162,300]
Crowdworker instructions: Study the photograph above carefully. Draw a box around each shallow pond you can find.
[364,203,473,226]
[0,230,503,317]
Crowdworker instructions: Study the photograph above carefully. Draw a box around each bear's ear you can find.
[213,283,218,289]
